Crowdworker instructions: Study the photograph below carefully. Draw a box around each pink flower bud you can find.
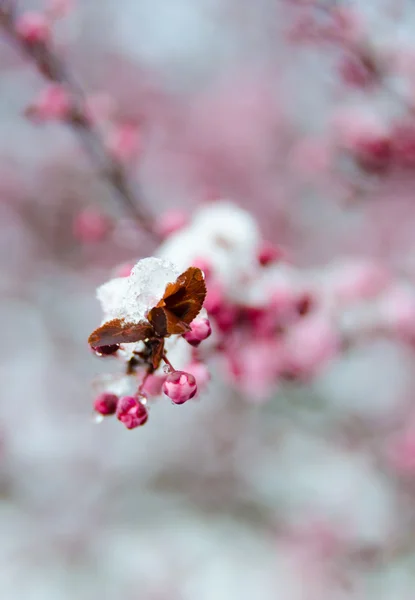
[355,135,392,173]
[73,208,111,243]
[333,111,392,172]
[141,374,166,397]
[116,396,148,429]
[204,283,225,314]
[15,12,51,44]
[257,241,282,266]
[192,257,212,279]
[106,123,141,163]
[26,84,71,122]
[93,393,118,416]
[338,53,377,89]
[184,362,210,390]
[226,340,282,401]
[283,315,339,378]
[183,318,212,346]
[155,210,189,239]
[214,305,238,333]
[162,371,197,404]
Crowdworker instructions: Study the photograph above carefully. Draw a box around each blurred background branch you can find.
[0,0,159,241]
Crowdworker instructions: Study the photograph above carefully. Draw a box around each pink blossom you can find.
[73,208,111,243]
[391,122,415,168]
[283,314,339,378]
[93,393,118,416]
[203,283,225,314]
[155,210,189,239]
[184,362,211,391]
[226,339,283,401]
[141,374,166,398]
[331,6,364,44]
[106,123,141,163]
[183,317,212,347]
[338,53,378,88]
[329,261,390,304]
[192,257,213,279]
[26,84,72,122]
[388,427,415,474]
[15,12,51,44]
[269,285,300,325]
[162,371,197,404]
[212,304,238,333]
[358,135,392,172]
[379,285,415,338]
[332,111,392,172]
[116,396,148,429]
[257,241,283,267]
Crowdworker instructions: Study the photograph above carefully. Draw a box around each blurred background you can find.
[2,0,415,598]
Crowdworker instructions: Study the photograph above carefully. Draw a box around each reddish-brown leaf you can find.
[88,318,154,347]
[148,267,206,336]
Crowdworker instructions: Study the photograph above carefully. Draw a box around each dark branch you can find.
[0,0,160,241]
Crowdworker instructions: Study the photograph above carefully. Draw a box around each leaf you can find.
[88,318,154,347]
[148,267,206,336]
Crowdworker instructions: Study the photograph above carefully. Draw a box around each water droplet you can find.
[92,413,104,424]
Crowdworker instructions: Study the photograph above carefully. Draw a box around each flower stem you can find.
[161,354,175,373]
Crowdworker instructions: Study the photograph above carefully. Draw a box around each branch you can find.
[0,0,160,241]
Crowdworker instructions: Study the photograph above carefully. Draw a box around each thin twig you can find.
[0,0,159,241]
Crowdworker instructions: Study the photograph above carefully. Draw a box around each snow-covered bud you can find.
[116,396,148,429]
[93,393,118,416]
[162,371,197,404]
[183,317,212,347]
